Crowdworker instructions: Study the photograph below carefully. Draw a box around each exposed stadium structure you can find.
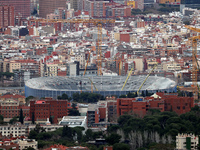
[25,76,177,98]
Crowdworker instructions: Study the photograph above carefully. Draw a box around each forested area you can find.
[28,106,200,150]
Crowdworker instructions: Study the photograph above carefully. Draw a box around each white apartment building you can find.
[0,124,63,137]
[176,133,199,150]
[0,124,27,137]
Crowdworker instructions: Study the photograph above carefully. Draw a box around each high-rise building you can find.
[0,0,31,19]
[39,0,66,18]
[70,0,78,11]
[84,0,109,17]
[0,5,15,28]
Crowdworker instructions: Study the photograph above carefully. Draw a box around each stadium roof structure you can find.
[25,76,176,92]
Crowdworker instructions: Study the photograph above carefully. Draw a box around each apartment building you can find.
[84,0,109,17]
[0,124,28,137]
[105,3,132,17]
[44,63,58,77]
[16,59,40,78]
[17,139,38,150]
[87,104,99,127]
[70,0,78,11]
[176,133,199,150]
[0,5,15,28]
[0,0,30,19]
[117,94,194,117]
[39,0,66,18]
[9,61,21,73]
[0,99,30,122]
[162,62,181,72]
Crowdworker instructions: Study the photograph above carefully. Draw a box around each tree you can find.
[62,125,73,139]
[119,95,126,98]
[9,116,18,124]
[0,115,4,124]
[34,124,45,133]
[28,130,37,139]
[61,93,68,100]
[113,143,130,150]
[32,112,35,124]
[68,103,80,116]
[142,91,145,97]
[73,93,80,101]
[106,133,121,145]
[68,109,80,116]
[19,109,24,124]
[49,116,53,124]
[25,96,35,105]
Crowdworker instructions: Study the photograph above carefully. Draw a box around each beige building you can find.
[75,53,85,69]
[9,60,21,72]
[129,58,144,72]
[3,59,10,72]
[162,62,181,72]
[40,63,58,77]
[17,139,38,150]
[176,133,199,150]
[114,32,120,41]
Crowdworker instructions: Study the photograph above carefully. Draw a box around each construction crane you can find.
[185,25,200,100]
[88,77,98,93]
[31,18,115,76]
[137,63,158,96]
[121,68,133,91]
[83,50,91,76]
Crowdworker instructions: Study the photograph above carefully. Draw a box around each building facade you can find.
[0,99,30,122]
[30,98,69,123]
[39,0,66,18]
[117,93,194,117]
[0,5,15,28]
[0,0,31,19]
[176,133,199,150]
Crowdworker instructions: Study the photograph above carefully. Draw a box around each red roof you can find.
[0,94,25,99]
[35,100,46,104]
[16,59,38,64]
[44,144,69,150]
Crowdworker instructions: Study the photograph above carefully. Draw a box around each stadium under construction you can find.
[25,76,177,98]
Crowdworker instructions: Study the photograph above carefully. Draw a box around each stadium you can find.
[25,76,177,98]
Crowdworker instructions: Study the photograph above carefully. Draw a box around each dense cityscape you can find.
[0,0,199,149]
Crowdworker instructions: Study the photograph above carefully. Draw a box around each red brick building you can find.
[117,93,193,117]
[30,98,68,123]
[105,3,132,18]
[0,5,15,28]
[0,99,30,120]
[0,0,30,19]
[0,94,25,104]
[39,0,66,18]
[156,93,194,115]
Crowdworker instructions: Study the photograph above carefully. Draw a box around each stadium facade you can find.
[25,76,177,98]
